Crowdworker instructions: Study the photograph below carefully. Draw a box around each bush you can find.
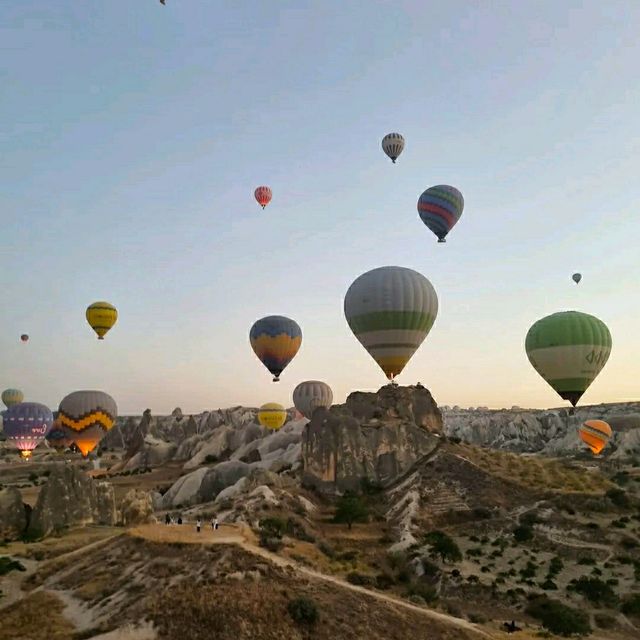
[548,556,564,576]
[423,531,462,563]
[0,557,26,575]
[258,517,286,551]
[420,558,440,577]
[333,491,369,529]
[577,556,595,565]
[467,612,487,624]
[539,579,557,590]
[520,561,537,579]
[317,541,335,558]
[606,488,630,508]
[287,597,318,625]
[572,576,617,607]
[405,582,438,603]
[473,507,492,520]
[204,454,219,464]
[526,596,591,636]
[594,613,616,629]
[346,572,373,586]
[513,525,533,543]
[375,573,395,590]
[621,593,640,616]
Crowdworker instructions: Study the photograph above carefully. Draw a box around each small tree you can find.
[333,491,369,530]
[423,531,462,563]
[526,596,591,637]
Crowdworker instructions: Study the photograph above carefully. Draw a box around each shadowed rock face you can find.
[302,385,442,494]
[27,464,116,538]
[0,487,28,540]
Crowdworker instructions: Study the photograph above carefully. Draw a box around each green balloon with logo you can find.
[525,311,612,407]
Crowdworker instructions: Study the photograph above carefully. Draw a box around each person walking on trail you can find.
[165,513,171,525]
[210,517,215,531]
[177,516,182,525]
[214,517,219,531]
[196,518,201,533]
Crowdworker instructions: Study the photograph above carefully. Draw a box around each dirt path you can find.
[129,523,494,638]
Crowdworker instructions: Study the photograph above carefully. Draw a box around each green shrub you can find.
[548,556,564,576]
[520,561,537,579]
[423,531,462,563]
[525,596,591,636]
[621,594,640,616]
[606,488,630,508]
[405,582,438,603]
[420,558,440,577]
[513,525,533,543]
[204,454,218,464]
[0,557,26,576]
[317,541,335,558]
[577,556,595,565]
[539,579,557,590]
[333,491,369,529]
[346,572,373,586]
[572,576,617,607]
[594,613,616,629]
[467,612,487,624]
[287,597,318,625]
[375,572,395,590]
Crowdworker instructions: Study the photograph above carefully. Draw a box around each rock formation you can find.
[0,487,28,540]
[27,464,116,538]
[302,384,442,494]
[120,489,156,526]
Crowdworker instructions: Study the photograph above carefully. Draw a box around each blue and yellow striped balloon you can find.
[250,315,302,382]
[417,185,464,243]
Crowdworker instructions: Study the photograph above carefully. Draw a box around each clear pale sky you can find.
[2,1,639,414]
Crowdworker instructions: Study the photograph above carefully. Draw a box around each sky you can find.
[1,1,639,415]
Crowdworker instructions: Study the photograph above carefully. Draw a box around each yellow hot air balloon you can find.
[86,301,118,340]
[258,403,287,430]
[579,420,612,455]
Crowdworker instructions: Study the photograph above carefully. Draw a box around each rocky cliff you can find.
[442,401,640,458]
[302,384,442,494]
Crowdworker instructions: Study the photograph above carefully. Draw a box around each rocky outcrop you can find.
[120,489,156,526]
[0,487,28,540]
[27,464,116,538]
[443,402,640,458]
[302,385,442,494]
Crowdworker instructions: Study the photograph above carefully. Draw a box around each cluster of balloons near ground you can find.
[6,135,607,456]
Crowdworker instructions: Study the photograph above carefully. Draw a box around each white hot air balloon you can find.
[381,133,405,163]
[292,381,333,419]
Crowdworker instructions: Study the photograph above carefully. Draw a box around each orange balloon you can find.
[579,420,612,455]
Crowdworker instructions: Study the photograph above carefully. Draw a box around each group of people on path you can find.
[164,512,219,533]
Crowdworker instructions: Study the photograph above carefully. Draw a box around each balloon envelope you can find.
[381,133,405,163]
[254,186,272,209]
[417,185,464,242]
[2,388,24,409]
[250,316,302,382]
[572,273,582,284]
[58,390,117,456]
[293,381,333,419]
[344,266,438,381]
[579,419,612,455]
[525,311,612,407]
[258,403,287,430]
[3,402,53,459]
[86,301,118,340]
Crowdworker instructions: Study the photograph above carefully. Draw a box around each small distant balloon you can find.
[579,420,612,455]
[2,388,24,409]
[257,403,287,431]
[417,185,464,243]
[254,186,272,210]
[293,381,333,419]
[381,133,405,163]
[86,301,118,340]
[20,334,29,342]
[572,273,582,285]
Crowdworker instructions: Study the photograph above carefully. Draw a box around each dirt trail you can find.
[129,523,494,638]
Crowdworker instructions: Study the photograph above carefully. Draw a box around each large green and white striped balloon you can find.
[525,311,612,407]
[344,266,438,381]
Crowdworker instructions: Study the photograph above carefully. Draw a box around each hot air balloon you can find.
[572,273,582,285]
[257,403,287,430]
[525,311,612,407]
[254,186,272,210]
[579,420,612,455]
[417,185,464,243]
[2,402,53,460]
[2,388,24,409]
[250,315,302,382]
[46,421,73,453]
[344,266,438,381]
[381,133,405,163]
[86,301,118,340]
[20,334,29,342]
[57,390,117,456]
[293,381,333,419]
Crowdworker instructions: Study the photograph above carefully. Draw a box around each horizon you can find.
[2,1,639,414]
